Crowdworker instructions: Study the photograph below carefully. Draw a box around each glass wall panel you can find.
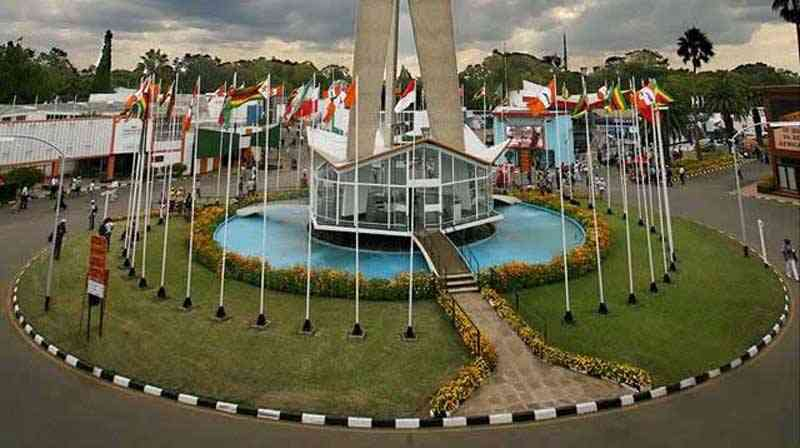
[477,179,489,217]
[391,153,407,185]
[362,185,389,228]
[390,187,408,230]
[454,157,475,182]
[453,182,475,223]
[338,184,355,225]
[442,185,454,225]
[442,153,453,183]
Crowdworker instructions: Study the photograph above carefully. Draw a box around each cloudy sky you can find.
[1,0,797,75]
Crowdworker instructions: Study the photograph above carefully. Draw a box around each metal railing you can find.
[441,290,483,358]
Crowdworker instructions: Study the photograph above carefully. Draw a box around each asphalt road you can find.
[1,164,797,447]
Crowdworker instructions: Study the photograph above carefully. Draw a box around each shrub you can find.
[172,163,187,178]
[757,175,777,194]
[3,167,45,188]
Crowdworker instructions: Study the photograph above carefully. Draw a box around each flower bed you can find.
[428,293,497,417]
[191,191,441,302]
[478,190,611,292]
[481,288,652,390]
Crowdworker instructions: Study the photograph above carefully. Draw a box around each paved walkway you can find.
[453,292,624,415]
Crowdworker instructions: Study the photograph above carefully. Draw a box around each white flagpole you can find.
[555,74,573,323]
[482,81,487,144]
[122,150,138,260]
[604,81,612,214]
[216,80,229,199]
[654,102,677,269]
[631,78,658,293]
[351,76,364,337]
[405,78,418,339]
[650,102,671,283]
[217,121,235,319]
[184,77,201,310]
[302,105,314,334]
[157,160,173,297]
[581,75,607,314]
[257,77,272,327]
[127,133,144,270]
[618,103,636,305]
[129,80,151,276]
[139,80,158,289]
[643,109,656,234]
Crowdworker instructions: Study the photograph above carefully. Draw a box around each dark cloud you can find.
[0,0,788,69]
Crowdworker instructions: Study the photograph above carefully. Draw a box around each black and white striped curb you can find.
[8,243,793,430]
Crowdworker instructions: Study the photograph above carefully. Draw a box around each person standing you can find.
[99,218,113,249]
[88,200,98,231]
[19,185,29,210]
[782,239,799,282]
[88,180,96,200]
[50,177,58,200]
[50,219,67,261]
[679,166,687,185]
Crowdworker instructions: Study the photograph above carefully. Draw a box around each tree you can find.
[704,72,751,139]
[677,27,715,73]
[137,49,171,80]
[773,0,800,64]
[91,30,113,93]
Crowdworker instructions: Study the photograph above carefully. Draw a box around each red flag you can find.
[344,83,356,109]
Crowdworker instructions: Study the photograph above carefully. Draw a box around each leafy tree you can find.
[773,0,800,64]
[677,27,715,73]
[91,30,113,93]
[704,72,752,139]
[137,48,172,81]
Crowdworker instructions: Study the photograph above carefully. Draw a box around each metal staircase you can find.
[415,230,480,294]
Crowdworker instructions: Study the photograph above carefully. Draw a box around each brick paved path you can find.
[453,292,625,415]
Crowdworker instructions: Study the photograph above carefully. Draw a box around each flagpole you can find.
[184,77,201,310]
[555,73,573,323]
[619,106,636,305]
[405,78,418,340]
[127,126,144,271]
[643,103,656,234]
[129,78,151,277]
[482,81,487,144]
[122,150,138,261]
[650,102,671,284]
[139,79,158,289]
[631,78,658,293]
[216,118,235,320]
[157,159,173,297]
[581,74,607,315]
[216,80,229,200]
[301,86,314,334]
[654,99,677,270]
[604,82,612,215]
[351,76,364,338]
[256,77,272,328]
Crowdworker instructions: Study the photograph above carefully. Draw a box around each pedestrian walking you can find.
[782,239,799,282]
[49,177,58,200]
[99,218,113,249]
[54,194,67,211]
[19,185,29,210]
[679,167,686,185]
[88,180,96,200]
[49,219,67,260]
[88,200,98,231]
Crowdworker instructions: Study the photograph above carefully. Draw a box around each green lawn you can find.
[17,218,469,418]
[514,202,784,385]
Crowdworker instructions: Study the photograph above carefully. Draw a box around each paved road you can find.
[1,164,797,447]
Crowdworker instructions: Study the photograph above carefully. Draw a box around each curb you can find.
[8,235,794,430]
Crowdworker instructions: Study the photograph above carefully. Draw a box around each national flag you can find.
[323,100,336,123]
[610,83,628,112]
[650,80,674,105]
[183,77,200,133]
[394,79,416,113]
[213,84,226,97]
[344,82,357,109]
[228,79,269,109]
[523,80,556,116]
[636,85,656,123]
[571,94,589,118]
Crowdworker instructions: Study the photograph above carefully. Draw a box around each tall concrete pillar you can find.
[408,0,464,151]
[347,0,394,161]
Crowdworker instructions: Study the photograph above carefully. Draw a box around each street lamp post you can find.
[728,121,800,257]
[0,135,66,311]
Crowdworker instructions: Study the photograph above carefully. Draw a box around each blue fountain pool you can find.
[214,203,585,279]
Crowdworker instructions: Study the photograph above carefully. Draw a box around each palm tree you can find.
[137,49,171,80]
[677,27,715,74]
[773,0,800,64]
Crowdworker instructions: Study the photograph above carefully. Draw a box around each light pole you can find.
[728,121,800,257]
[0,135,66,311]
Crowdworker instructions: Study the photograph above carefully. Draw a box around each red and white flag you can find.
[394,79,416,113]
